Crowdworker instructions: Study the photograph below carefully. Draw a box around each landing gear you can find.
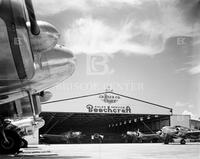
[0,130,21,154]
[137,138,143,143]
[21,138,28,148]
[180,139,186,145]
[0,90,42,154]
[164,135,171,144]
[151,138,158,143]
[0,119,27,154]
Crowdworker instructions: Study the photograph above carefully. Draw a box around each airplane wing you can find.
[183,131,200,139]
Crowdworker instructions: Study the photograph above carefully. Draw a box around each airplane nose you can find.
[43,44,76,78]
[56,45,75,59]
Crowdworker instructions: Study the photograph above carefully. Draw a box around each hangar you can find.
[40,91,173,142]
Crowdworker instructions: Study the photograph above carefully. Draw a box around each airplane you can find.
[159,125,200,144]
[0,0,76,154]
[40,131,83,144]
[122,130,161,143]
[91,133,104,143]
[136,130,161,143]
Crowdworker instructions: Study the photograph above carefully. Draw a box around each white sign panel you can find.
[42,92,172,115]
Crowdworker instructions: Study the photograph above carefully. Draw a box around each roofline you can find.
[43,91,172,111]
[190,119,200,122]
[41,112,172,116]
[43,92,105,104]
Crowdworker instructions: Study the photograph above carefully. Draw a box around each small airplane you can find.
[136,131,161,143]
[122,130,161,143]
[0,0,76,154]
[91,133,104,143]
[40,131,83,144]
[159,125,200,144]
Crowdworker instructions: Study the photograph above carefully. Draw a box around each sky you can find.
[33,0,200,120]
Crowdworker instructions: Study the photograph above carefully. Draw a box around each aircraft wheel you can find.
[180,139,186,145]
[124,138,128,143]
[152,139,158,143]
[0,130,21,154]
[137,138,143,143]
[164,140,169,144]
[21,138,28,148]
[164,135,170,144]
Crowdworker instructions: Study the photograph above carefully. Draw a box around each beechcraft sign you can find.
[85,93,132,114]
[86,105,131,114]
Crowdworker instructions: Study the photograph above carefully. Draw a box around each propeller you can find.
[25,0,40,35]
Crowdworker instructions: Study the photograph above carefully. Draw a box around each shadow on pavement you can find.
[0,155,91,159]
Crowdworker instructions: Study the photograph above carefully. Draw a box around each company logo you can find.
[86,54,114,75]
[86,105,131,114]
[99,93,120,104]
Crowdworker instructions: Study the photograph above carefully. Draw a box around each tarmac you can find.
[0,143,200,159]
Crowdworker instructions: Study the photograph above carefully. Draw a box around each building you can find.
[191,119,200,130]
[40,91,173,135]
[37,91,200,143]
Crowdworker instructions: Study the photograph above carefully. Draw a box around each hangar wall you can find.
[36,90,197,144]
[40,91,173,137]
[170,115,190,128]
[38,92,175,143]
[191,119,200,130]
[42,92,172,115]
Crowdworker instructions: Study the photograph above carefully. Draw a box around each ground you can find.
[0,143,200,159]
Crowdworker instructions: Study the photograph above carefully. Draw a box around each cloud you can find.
[33,0,200,55]
[175,102,194,108]
[189,64,200,75]
[64,17,165,54]
[33,0,144,15]
[33,0,90,15]
[182,110,199,120]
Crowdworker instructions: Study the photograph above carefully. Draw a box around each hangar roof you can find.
[42,91,172,115]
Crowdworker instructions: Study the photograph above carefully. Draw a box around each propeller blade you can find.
[25,0,40,35]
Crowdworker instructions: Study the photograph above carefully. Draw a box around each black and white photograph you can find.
[0,0,200,158]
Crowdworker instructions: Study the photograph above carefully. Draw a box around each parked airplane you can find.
[159,125,200,144]
[40,131,83,144]
[122,130,161,143]
[0,0,76,154]
[91,133,104,143]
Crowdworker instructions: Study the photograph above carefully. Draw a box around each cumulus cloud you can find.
[189,64,200,75]
[64,17,165,54]
[33,0,144,15]
[33,0,200,55]
[182,110,199,120]
[33,0,90,15]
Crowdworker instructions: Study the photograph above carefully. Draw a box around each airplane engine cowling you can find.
[31,44,76,93]
[27,21,60,53]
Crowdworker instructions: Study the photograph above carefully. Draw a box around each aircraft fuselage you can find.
[0,0,76,104]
